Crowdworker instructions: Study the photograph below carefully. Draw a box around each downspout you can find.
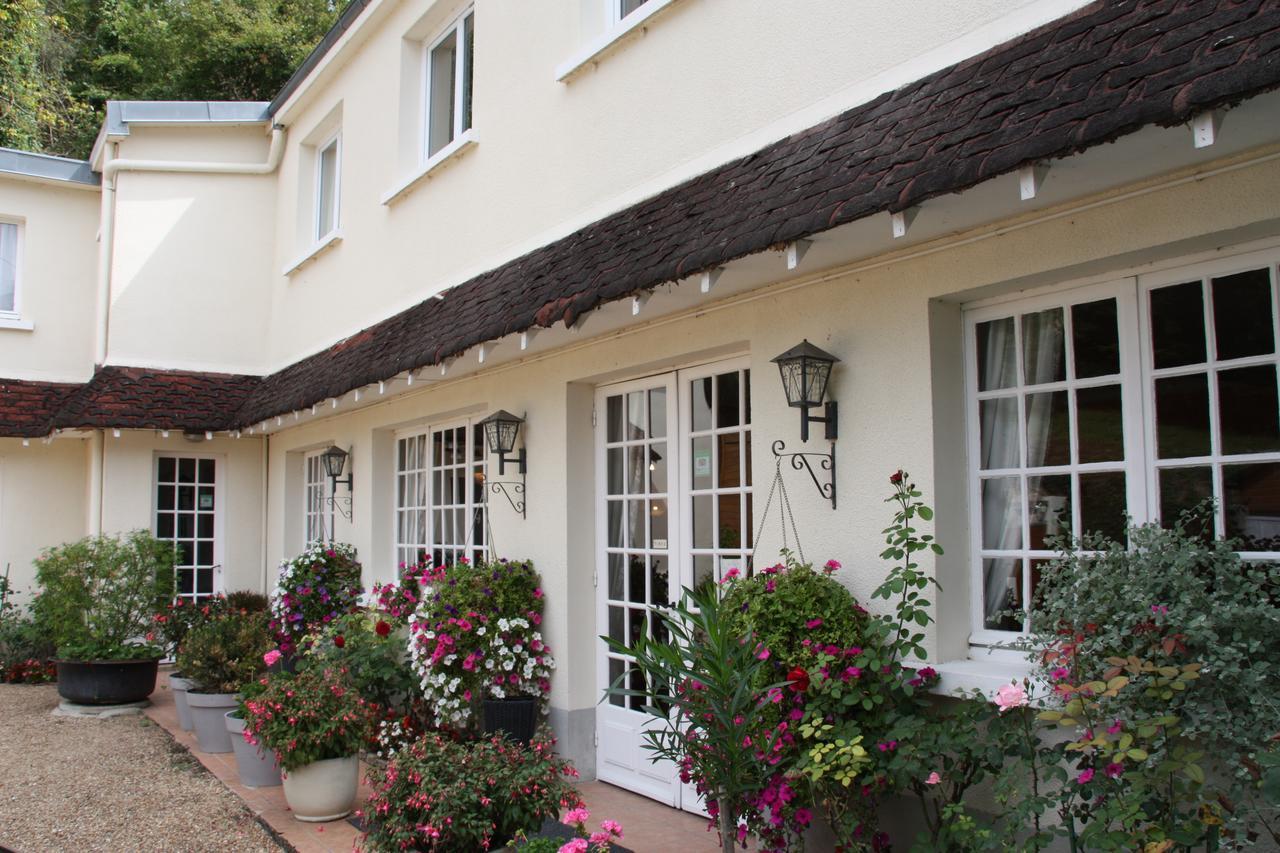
[87,429,104,536]
[93,125,287,365]
[261,433,270,594]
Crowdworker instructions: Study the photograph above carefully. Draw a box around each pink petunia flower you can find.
[805,618,824,629]
[719,568,741,584]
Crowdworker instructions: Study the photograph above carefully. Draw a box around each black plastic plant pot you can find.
[54,658,160,705]
[482,696,538,745]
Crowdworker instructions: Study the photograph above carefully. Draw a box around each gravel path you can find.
[0,684,286,853]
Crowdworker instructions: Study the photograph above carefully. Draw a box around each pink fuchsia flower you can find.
[1077,768,1095,784]
[1051,667,1070,681]
[925,772,942,786]
[558,840,589,853]
[562,807,590,827]
[600,820,623,838]
[823,559,841,574]
[263,649,282,667]
[719,568,741,584]
[994,682,1029,713]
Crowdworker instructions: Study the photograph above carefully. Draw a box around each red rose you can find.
[889,470,904,485]
[787,666,810,693]
[375,620,391,637]
[334,635,346,648]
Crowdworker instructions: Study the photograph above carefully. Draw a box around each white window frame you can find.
[304,450,334,545]
[0,218,26,325]
[422,7,474,164]
[609,0,650,25]
[153,452,224,603]
[393,418,488,573]
[963,246,1280,647]
[314,132,342,242]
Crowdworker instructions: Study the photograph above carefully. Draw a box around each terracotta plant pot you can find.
[187,691,239,753]
[168,673,195,731]
[55,659,159,705]
[281,755,359,822]
[225,711,281,788]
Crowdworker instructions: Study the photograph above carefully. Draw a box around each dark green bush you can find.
[33,531,176,660]
[177,610,274,693]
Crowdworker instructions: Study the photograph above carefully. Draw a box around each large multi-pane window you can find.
[0,221,20,316]
[395,421,487,572]
[304,450,333,544]
[155,456,219,603]
[966,252,1280,639]
[425,8,474,160]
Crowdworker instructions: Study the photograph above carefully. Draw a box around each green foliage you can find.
[176,609,274,693]
[603,581,786,853]
[360,734,580,852]
[224,589,268,612]
[242,667,374,771]
[1030,508,1280,841]
[299,610,417,716]
[152,595,228,658]
[0,572,56,682]
[33,530,175,660]
[872,470,943,665]
[0,0,341,158]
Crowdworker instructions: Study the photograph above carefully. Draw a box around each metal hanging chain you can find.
[748,455,805,572]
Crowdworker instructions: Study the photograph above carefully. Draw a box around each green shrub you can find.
[300,610,418,716]
[0,574,55,682]
[153,596,228,658]
[177,610,274,693]
[360,733,579,852]
[1030,507,1280,841]
[33,531,176,660]
[224,589,269,612]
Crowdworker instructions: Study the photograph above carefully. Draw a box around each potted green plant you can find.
[176,610,273,753]
[154,595,228,730]
[225,675,282,788]
[33,531,175,705]
[243,667,374,822]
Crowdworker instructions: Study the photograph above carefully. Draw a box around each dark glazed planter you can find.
[482,697,537,745]
[55,658,159,705]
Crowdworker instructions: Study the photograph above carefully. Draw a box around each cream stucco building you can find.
[1,0,1279,806]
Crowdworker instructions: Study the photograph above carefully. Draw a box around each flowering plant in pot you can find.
[408,558,553,737]
[154,594,227,730]
[32,531,175,705]
[243,667,375,822]
[269,542,363,657]
[360,733,580,851]
[225,676,282,788]
[176,610,274,753]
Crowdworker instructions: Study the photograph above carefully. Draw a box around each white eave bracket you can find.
[891,207,919,239]
[1192,110,1224,149]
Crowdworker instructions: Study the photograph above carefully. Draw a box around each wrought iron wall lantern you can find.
[770,340,839,509]
[321,444,354,520]
[480,410,526,517]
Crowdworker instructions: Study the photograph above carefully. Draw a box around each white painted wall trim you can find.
[282,229,344,276]
[380,129,478,206]
[555,0,683,82]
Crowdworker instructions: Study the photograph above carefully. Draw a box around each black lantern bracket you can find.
[321,445,354,521]
[480,410,527,518]
[772,439,836,510]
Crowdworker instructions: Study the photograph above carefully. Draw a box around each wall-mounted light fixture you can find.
[770,340,838,509]
[480,410,526,517]
[321,444,354,520]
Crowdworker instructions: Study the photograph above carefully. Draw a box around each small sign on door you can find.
[199,493,214,510]
[694,450,712,478]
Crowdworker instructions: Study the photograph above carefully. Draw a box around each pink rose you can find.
[994,682,1029,713]
[925,771,942,785]
[263,649,282,667]
[1077,768,1095,784]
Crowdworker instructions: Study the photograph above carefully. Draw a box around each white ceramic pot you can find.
[168,674,195,731]
[281,755,359,822]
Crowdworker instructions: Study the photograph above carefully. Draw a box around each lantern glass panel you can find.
[322,447,348,478]
[777,359,806,407]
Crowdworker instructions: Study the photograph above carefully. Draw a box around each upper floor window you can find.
[614,0,649,22]
[0,221,19,317]
[425,8,474,160]
[964,250,1280,642]
[315,134,341,241]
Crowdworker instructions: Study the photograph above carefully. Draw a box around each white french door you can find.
[595,357,752,810]
[155,454,222,602]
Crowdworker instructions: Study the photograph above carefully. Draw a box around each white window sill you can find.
[914,651,1035,699]
[555,0,681,82]
[0,316,34,331]
[282,230,343,276]
[380,130,479,206]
